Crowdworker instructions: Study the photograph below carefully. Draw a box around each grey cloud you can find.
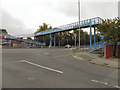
[53,2,118,20]
[118,1,120,17]
[55,2,78,18]
[2,10,33,35]
[1,1,118,36]
[81,2,118,19]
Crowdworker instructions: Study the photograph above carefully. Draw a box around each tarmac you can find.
[70,50,119,69]
[3,48,119,88]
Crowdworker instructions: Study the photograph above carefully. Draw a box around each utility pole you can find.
[74,33,76,47]
[118,1,120,17]
[84,33,85,50]
[78,0,81,48]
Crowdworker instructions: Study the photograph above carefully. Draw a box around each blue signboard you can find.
[103,41,106,44]
[100,35,104,39]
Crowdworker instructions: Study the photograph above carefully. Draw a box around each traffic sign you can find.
[100,35,104,39]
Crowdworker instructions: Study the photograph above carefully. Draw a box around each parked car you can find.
[65,45,71,48]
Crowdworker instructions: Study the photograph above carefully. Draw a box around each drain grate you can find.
[87,60,93,62]
[103,63,109,65]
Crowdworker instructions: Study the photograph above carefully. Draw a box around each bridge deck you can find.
[5,17,103,39]
[35,17,103,36]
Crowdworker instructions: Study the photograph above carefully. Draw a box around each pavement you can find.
[2,48,119,88]
[71,50,119,69]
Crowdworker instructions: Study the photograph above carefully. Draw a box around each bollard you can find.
[49,45,51,48]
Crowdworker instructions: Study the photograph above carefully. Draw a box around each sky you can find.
[1,0,119,35]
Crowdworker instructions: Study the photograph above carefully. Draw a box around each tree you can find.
[34,23,52,44]
[73,30,90,45]
[34,23,92,46]
[0,29,8,34]
[27,37,32,41]
[97,17,120,57]
[97,17,120,44]
[35,23,52,33]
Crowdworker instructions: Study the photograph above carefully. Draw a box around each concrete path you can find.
[71,50,119,69]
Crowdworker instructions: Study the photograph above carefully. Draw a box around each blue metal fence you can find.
[92,41,105,53]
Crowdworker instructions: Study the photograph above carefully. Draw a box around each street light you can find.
[84,33,86,50]
[67,31,70,45]
[74,33,77,47]
[78,0,81,48]
[46,24,52,47]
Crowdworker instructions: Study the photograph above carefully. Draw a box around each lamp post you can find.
[47,24,52,47]
[78,0,81,48]
[84,33,86,49]
[74,33,77,47]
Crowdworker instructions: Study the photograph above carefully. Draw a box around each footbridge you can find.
[35,17,102,36]
[5,17,103,52]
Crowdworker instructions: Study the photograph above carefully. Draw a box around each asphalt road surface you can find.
[2,48,119,88]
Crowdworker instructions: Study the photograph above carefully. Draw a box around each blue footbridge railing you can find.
[4,17,103,50]
[5,17,103,39]
[35,17,103,36]
[92,41,106,53]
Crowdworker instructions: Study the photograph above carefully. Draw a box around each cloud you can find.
[81,2,118,19]
[52,1,78,18]
[2,10,34,35]
[53,1,118,20]
[1,0,119,35]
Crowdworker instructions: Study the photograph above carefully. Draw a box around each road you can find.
[2,48,119,88]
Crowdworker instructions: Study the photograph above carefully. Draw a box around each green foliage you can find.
[35,23,52,33]
[97,17,120,44]
[35,23,101,46]
[0,29,8,34]
[27,37,32,41]
[73,30,90,45]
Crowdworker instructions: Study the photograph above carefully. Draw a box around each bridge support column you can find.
[7,39,9,48]
[43,36,45,43]
[50,33,52,46]
[43,36,44,46]
[54,34,56,47]
[34,37,36,47]
[21,41,23,48]
[90,26,92,53]
[94,27,96,50]
[37,37,39,47]
[44,36,46,46]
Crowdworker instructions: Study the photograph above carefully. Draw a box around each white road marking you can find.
[104,83,108,85]
[28,77,36,80]
[92,80,98,82]
[17,60,25,62]
[20,60,63,74]
[44,53,50,55]
[115,86,120,88]
[92,79,120,88]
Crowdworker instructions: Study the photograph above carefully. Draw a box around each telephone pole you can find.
[78,0,81,48]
